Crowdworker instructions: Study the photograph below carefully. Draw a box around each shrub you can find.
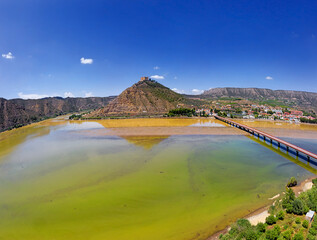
[292,199,306,215]
[309,227,317,236]
[295,217,301,224]
[306,234,316,240]
[281,229,292,240]
[283,224,289,230]
[276,210,285,220]
[311,222,317,230]
[312,178,317,186]
[256,222,266,233]
[293,232,304,240]
[282,188,296,208]
[265,226,281,240]
[287,177,298,187]
[302,219,309,228]
[236,218,252,230]
[266,215,277,225]
[245,229,257,240]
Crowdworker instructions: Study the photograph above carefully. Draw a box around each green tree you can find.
[292,199,306,215]
[256,222,266,233]
[276,210,285,220]
[302,219,309,228]
[306,234,316,240]
[293,232,304,240]
[281,230,292,240]
[265,226,280,240]
[266,215,277,225]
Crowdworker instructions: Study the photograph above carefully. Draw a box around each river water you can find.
[0,119,316,240]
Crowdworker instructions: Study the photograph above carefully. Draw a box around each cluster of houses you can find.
[195,103,316,123]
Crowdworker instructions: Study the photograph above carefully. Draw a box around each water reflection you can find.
[246,135,317,174]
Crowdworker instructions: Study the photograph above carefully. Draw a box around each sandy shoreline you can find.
[207,177,316,240]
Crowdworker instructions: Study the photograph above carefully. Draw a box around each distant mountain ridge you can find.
[0,96,115,131]
[202,87,317,112]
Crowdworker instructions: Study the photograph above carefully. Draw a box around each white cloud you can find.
[265,76,273,80]
[191,89,204,94]
[84,92,94,97]
[171,88,204,95]
[172,88,185,94]
[150,75,164,80]
[153,66,160,70]
[80,57,93,64]
[64,92,75,98]
[18,92,49,99]
[2,52,14,59]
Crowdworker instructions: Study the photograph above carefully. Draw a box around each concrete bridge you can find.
[215,115,317,162]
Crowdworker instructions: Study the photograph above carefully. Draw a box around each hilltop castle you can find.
[140,76,150,81]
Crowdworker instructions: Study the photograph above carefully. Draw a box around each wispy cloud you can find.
[64,92,75,98]
[2,52,14,59]
[171,88,204,95]
[18,92,49,99]
[191,89,204,94]
[150,75,164,80]
[153,66,160,70]
[172,88,185,94]
[84,92,94,97]
[265,76,273,80]
[80,57,93,64]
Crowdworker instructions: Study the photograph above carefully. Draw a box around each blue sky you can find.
[0,0,316,99]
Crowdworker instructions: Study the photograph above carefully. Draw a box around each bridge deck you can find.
[215,116,317,160]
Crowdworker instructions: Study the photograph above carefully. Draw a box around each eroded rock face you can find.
[203,88,317,112]
[88,80,194,117]
[0,96,115,131]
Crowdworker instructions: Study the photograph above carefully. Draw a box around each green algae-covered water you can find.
[0,120,315,240]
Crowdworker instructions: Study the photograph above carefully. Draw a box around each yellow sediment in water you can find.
[86,118,226,128]
[235,119,317,131]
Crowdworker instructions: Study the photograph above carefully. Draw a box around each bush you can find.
[276,210,285,220]
[266,215,277,225]
[236,218,252,230]
[292,199,307,215]
[281,229,292,240]
[282,188,296,208]
[306,234,316,240]
[287,177,298,187]
[293,232,304,240]
[244,229,257,240]
[265,226,281,240]
[309,227,317,236]
[311,222,317,230]
[295,217,301,224]
[302,219,309,228]
[256,222,266,233]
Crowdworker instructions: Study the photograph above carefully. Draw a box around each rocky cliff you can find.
[0,96,115,131]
